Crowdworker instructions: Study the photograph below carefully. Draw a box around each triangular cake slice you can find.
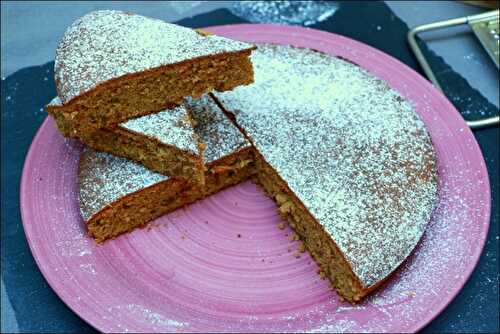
[80,96,254,243]
[48,96,207,185]
[62,95,254,185]
[213,44,439,303]
[47,10,255,137]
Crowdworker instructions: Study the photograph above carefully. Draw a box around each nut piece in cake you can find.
[47,10,256,136]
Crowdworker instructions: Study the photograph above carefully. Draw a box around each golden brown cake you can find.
[46,10,255,137]
[213,44,439,303]
[79,96,254,243]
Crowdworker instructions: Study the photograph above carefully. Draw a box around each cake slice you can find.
[50,96,207,185]
[80,96,254,243]
[47,10,255,137]
[213,44,439,302]
[79,149,189,242]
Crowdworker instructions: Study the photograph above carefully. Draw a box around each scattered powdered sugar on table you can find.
[216,44,439,288]
[230,1,338,26]
[121,104,201,156]
[54,10,253,103]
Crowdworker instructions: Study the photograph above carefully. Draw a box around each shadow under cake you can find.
[46,10,256,137]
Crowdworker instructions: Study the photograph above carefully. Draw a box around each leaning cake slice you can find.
[80,96,254,243]
[213,44,439,303]
[47,10,255,137]
[49,96,207,185]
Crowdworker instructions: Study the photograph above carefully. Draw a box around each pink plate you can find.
[21,24,490,333]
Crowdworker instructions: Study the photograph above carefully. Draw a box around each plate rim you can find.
[19,23,491,333]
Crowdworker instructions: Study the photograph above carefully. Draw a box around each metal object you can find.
[470,12,499,68]
[408,10,499,129]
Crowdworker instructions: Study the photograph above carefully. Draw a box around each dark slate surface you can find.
[1,2,498,333]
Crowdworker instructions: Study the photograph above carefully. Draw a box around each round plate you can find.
[21,24,490,333]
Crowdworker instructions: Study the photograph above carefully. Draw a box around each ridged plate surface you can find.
[20,24,490,333]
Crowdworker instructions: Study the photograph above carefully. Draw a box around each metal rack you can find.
[408,10,499,129]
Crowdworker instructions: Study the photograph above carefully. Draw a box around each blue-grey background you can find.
[1,1,499,333]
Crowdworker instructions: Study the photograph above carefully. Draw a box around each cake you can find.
[78,43,438,303]
[79,95,254,243]
[212,44,439,302]
[51,96,206,185]
[79,149,189,243]
[46,10,256,137]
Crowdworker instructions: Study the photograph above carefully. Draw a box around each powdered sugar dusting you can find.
[121,105,201,156]
[78,148,168,222]
[54,10,253,103]
[186,95,251,164]
[109,304,188,331]
[215,44,439,288]
[49,96,61,106]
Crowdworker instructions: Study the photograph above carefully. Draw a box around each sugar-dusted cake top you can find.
[79,148,167,222]
[215,44,438,288]
[120,105,201,157]
[186,95,251,164]
[55,10,254,104]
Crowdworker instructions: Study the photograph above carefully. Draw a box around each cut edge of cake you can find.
[80,147,256,243]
